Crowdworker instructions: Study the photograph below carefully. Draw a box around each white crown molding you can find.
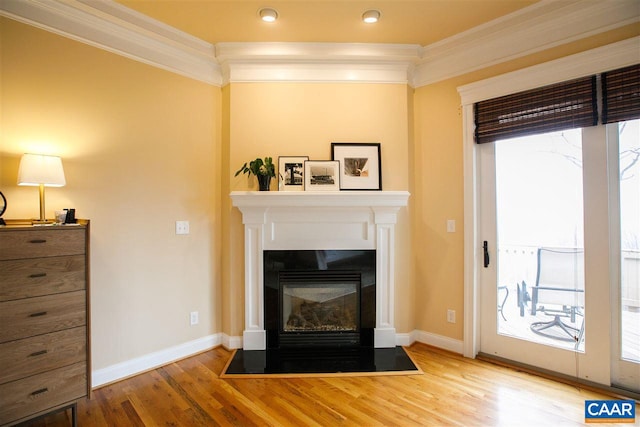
[216,41,421,62]
[216,42,420,84]
[223,62,413,84]
[0,0,636,85]
[412,0,640,87]
[458,36,640,106]
[0,0,221,85]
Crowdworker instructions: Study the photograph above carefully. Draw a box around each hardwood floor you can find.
[18,343,632,426]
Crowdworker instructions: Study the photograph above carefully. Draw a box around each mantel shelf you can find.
[230,190,410,208]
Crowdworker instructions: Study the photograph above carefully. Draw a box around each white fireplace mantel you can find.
[231,190,410,350]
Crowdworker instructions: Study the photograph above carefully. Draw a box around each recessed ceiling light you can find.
[362,10,381,24]
[259,7,278,22]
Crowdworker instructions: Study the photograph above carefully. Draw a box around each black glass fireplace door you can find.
[282,281,358,333]
[279,271,360,347]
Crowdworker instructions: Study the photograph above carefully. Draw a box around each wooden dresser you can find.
[0,220,90,426]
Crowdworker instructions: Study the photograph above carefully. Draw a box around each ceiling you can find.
[115,0,539,46]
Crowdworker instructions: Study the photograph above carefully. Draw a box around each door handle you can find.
[483,241,490,268]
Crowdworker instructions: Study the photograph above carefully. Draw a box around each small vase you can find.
[257,175,272,191]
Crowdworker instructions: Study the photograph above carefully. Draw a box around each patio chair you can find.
[528,247,585,342]
[517,281,531,317]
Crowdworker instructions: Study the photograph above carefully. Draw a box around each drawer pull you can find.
[29,311,48,317]
[29,350,48,357]
[30,388,49,396]
[29,239,47,244]
[29,272,47,278]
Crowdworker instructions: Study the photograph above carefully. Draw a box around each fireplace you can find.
[230,191,409,350]
[265,250,375,349]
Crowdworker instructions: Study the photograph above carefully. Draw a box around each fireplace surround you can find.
[264,249,376,349]
[231,191,410,350]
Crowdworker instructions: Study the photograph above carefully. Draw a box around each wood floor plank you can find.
[271,378,349,426]
[15,343,636,427]
[158,363,224,425]
[294,378,382,426]
[92,385,138,426]
[124,374,183,426]
[226,379,319,426]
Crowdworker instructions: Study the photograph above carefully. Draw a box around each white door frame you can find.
[459,37,639,360]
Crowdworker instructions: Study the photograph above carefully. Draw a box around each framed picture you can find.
[331,143,382,190]
[304,160,340,191]
[278,156,308,191]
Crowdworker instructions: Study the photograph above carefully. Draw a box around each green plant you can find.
[235,157,275,177]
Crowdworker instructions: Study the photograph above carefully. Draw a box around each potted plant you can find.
[235,157,276,191]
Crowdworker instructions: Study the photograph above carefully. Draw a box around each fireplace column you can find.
[374,207,398,348]
[240,208,267,350]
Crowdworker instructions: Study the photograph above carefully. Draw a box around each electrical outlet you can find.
[190,311,199,326]
[447,309,456,323]
[176,220,190,235]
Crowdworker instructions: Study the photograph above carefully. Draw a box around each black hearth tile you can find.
[222,346,419,376]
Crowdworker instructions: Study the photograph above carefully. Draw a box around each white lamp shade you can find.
[17,153,66,187]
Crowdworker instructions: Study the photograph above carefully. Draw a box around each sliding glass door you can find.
[462,48,639,390]
[479,121,639,390]
[478,127,600,377]
[611,119,640,391]
[494,129,585,351]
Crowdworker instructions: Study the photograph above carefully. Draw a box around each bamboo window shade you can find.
[474,76,597,144]
[602,64,640,124]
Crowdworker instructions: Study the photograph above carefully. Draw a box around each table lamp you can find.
[17,153,66,224]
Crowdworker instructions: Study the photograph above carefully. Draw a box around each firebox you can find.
[264,250,375,349]
[280,270,360,347]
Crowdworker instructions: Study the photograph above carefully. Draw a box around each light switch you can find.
[447,220,456,233]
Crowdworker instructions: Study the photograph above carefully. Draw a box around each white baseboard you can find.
[395,331,416,347]
[222,334,243,350]
[91,330,462,388]
[411,330,464,354]
[92,333,222,388]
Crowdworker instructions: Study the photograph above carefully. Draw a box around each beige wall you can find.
[223,82,412,336]
[412,78,465,339]
[0,18,222,370]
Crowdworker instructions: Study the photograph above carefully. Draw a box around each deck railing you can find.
[498,245,639,310]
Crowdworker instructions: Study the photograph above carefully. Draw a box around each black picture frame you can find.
[331,143,382,190]
[278,156,308,191]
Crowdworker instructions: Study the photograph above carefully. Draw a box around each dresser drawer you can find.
[0,228,85,261]
[0,291,86,343]
[0,255,85,302]
[0,327,86,384]
[0,362,86,425]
